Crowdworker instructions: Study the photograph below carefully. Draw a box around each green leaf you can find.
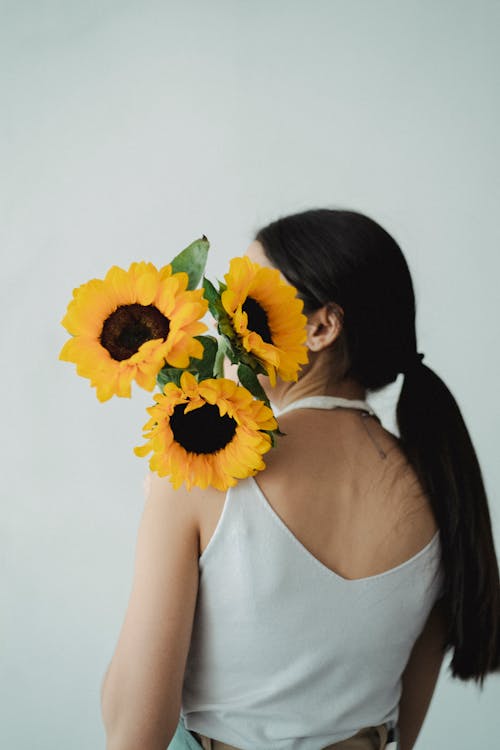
[237,363,269,405]
[157,367,183,388]
[213,341,226,378]
[202,276,220,308]
[201,276,218,300]
[170,236,210,289]
[222,335,240,365]
[188,335,219,380]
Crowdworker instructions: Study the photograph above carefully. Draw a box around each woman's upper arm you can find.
[398,597,448,750]
[101,471,203,750]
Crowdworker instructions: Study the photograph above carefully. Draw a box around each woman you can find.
[101,209,500,750]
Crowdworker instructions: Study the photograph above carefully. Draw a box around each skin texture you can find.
[101,240,446,750]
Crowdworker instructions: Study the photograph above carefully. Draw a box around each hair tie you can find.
[402,350,425,374]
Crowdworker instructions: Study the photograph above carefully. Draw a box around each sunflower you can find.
[220,256,309,386]
[134,371,278,490]
[59,262,208,401]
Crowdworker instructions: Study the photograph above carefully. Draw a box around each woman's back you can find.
[198,400,439,581]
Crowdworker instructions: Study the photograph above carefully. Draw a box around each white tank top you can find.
[181,395,445,750]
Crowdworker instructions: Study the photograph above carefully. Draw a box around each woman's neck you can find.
[270,365,367,411]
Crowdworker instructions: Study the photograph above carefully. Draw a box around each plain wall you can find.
[2,1,499,747]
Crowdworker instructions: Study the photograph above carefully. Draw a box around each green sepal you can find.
[218,318,237,340]
[170,235,209,290]
[267,430,278,449]
[238,350,268,375]
[263,426,286,449]
[216,331,266,376]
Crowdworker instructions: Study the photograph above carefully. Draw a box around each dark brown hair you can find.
[254,207,500,686]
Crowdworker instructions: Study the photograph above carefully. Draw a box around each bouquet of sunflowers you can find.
[59,237,309,491]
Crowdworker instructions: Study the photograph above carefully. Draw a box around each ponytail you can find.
[397,363,500,685]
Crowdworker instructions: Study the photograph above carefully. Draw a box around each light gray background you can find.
[2,1,499,748]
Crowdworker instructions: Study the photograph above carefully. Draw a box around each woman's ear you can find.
[306,302,344,352]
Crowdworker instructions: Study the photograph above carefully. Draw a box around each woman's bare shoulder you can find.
[145,471,227,557]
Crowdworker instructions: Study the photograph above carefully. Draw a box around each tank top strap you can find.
[276,395,379,419]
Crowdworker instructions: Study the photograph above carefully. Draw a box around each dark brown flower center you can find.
[242,296,273,344]
[100,304,170,361]
[170,402,237,454]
